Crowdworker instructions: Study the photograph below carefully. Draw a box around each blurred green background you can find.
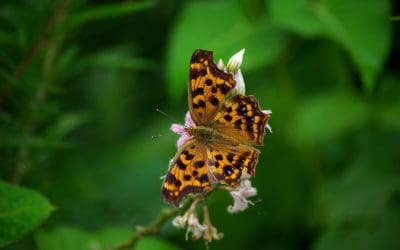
[1,0,399,249]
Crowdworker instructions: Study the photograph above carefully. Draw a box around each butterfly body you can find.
[188,125,236,146]
[188,126,216,142]
[162,49,271,206]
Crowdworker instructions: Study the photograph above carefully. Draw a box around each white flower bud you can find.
[217,59,225,70]
[231,69,246,95]
[227,49,245,73]
[262,110,272,133]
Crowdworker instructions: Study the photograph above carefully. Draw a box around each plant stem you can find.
[111,197,195,250]
[10,0,70,83]
[11,0,69,184]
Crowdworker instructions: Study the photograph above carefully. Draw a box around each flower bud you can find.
[217,59,225,70]
[227,49,245,73]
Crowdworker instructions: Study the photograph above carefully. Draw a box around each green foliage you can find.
[35,227,180,250]
[268,0,392,91]
[0,181,53,247]
[0,0,399,249]
[291,93,368,145]
[166,1,289,99]
[68,1,156,29]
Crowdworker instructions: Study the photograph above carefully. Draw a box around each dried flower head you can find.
[172,198,224,243]
[227,179,258,213]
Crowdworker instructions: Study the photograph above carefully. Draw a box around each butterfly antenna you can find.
[152,108,181,139]
[151,133,168,139]
[155,108,180,123]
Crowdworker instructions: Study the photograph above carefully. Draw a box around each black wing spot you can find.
[234,119,242,129]
[185,153,194,161]
[238,104,247,116]
[210,97,219,106]
[198,100,206,108]
[190,69,199,79]
[194,160,205,168]
[199,174,209,183]
[227,153,235,162]
[233,161,243,170]
[199,69,207,76]
[215,154,223,160]
[224,115,232,121]
[165,173,177,184]
[176,158,187,170]
[223,165,233,176]
[220,84,230,94]
[192,88,204,97]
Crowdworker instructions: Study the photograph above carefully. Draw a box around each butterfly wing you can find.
[189,49,236,125]
[207,142,260,187]
[162,139,260,205]
[163,49,271,206]
[213,94,270,145]
[161,139,212,206]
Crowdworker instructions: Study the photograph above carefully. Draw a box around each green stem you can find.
[111,197,195,250]
[9,0,70,83]
[11,0,69,184]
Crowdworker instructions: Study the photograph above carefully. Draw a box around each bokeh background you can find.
[1,0,400,249]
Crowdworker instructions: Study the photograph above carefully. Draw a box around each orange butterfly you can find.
[161,49,271,206]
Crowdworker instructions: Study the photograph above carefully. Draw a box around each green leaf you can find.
[73,46,156,72]
[380,101,400,131]
[378,73,400,131]
[0,181,54,247]
[94,227,132,249]
[290,93,368,145]
[166,1,288,100]
[42,113,88,148]
[35,227,93,250]
[321,162,400,224]
[68,1,157,28]
[268,0,392,91]
[136,237,181,250]
[269,0,326,36]
[315,206,400,250]
[35,227,180,250]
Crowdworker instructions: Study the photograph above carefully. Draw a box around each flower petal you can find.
[231,69,246,95]
[184,111,196,127]
[171,123,186,135]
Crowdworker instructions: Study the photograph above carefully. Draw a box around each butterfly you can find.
[161,49,271,206]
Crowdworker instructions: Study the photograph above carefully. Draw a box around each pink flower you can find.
[170,111,195,148]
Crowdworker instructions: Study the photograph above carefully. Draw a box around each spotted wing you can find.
[161,140,212,206]
[188,49,236,125]
[207,142,260,187]
[213,95,270,145]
